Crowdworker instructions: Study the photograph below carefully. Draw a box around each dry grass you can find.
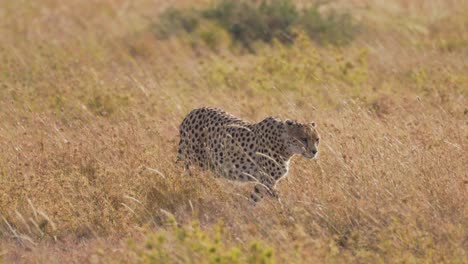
[0,0,467,263]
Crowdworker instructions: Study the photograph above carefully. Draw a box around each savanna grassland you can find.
[0,0,467,263]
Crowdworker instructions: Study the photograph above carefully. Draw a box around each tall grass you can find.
[0,0,467,263]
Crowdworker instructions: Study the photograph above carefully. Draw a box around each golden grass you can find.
[0,0,467,263]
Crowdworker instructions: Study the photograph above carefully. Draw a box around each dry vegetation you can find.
[0,0,467,263]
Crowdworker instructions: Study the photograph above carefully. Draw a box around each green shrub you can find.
[300,6,357,45]
[197,22,230,51]
[155,7,200,38]
[203,0,298,51]
[154,0,359,51]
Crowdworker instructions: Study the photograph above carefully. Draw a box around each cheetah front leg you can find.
[249,182,279,204]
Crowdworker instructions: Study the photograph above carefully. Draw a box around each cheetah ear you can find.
[285,120,294,126]
[310,122,316,127]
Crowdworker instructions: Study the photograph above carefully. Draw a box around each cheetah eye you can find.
[301,138,308,144]
[316,138,320,144]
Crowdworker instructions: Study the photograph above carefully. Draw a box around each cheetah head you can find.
[283,120,320,160]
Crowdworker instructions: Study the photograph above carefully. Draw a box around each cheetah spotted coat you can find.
[177,107,320,202]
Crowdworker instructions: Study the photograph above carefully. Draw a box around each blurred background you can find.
[0,0,466,263]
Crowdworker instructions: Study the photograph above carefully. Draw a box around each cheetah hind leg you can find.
[183,162,192,176]
[176,143,193,176]
[175,155,193,176]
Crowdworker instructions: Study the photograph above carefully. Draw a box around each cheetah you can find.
[177,107,320,203]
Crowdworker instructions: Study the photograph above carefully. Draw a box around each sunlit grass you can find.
[0,0,466,263]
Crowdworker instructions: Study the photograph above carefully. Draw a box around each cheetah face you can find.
[284,120,320,159]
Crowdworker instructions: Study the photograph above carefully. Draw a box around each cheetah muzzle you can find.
[177,107,320,203]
